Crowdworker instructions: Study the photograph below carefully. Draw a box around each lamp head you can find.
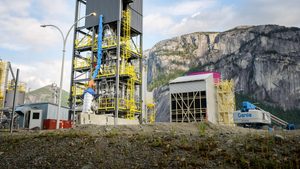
[40,25,47,28]
[90,12,97,16]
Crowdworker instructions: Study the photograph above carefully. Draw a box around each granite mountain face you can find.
[146,25,300,112]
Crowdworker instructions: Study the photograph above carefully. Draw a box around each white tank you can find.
[82,92,94,114]
[4,90,25,108]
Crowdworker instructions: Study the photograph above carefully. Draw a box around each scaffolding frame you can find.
[146,103,155,124]
[0,61,8,111]
[171,91,207,123]
[69,1,143,121]
[216,80,236,126]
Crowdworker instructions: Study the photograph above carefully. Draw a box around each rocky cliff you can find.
[147,25,300,113]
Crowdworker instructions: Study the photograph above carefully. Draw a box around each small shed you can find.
[15,102,69,129]
[169,74,217,124]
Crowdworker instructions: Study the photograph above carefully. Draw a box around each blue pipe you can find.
[92,15,103,79]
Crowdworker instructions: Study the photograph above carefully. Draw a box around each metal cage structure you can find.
[69,0,143,121]
[171,91,208,123]
[169,74,218,123]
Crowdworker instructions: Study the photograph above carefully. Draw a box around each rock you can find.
[153,86,170,122]
[237,143,244,147]
[81,163,94,169]
[104,127,112,132]
[147,25,300,118]
[31,127,41,130]
[0,152,4,156]
[226,139,233,144]
[275,134,285,142]
[225,131,232,135]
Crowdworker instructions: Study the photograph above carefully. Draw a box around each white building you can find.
[169,74,218,124]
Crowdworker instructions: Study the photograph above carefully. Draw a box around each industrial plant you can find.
[70,0,143,125]
[1,0,300,168]
[0,60,26,129]
[0,0,295,131]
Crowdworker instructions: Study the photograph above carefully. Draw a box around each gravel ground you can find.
[0,123,299,169]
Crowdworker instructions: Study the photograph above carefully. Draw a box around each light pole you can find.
[41,12,96,129]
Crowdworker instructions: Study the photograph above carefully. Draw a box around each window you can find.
[32,113,40,119]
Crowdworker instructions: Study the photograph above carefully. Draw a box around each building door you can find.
[29,110,42,129]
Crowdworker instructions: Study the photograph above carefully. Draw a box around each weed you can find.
[170,127,176,137]
[198,122,207,136]
[178,137,193,151]
[239,156,250,169]
[150,137,163,147]
[104,128,119,138]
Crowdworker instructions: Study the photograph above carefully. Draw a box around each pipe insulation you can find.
[92,15,103,79]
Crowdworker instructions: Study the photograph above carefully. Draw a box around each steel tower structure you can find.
[69,0,143,122]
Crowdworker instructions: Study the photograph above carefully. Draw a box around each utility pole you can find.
[10,69,19,134]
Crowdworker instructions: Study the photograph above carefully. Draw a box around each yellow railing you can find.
[74,57,91,69]
[98,98,128,110]
[103,36,117,49]
[72,85,86,96]
[75,36,93,49]
[98,97,140,116]
[97,65,117,78]
[7,82,26,92]
[96,63,140,81]
[121,9,131,60]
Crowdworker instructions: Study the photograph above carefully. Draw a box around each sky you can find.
[0,0,300,91]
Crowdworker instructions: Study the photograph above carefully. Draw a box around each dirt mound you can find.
[0,123,299,168]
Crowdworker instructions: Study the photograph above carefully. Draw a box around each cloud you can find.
[0,16,61,51]
[144,14,174,34]
[143,0,216,41]
[237,0,300,27]
[11,59,72,91]
[0,0,31,17]
[0,0,74,52]
[36,0,73,22]
[168,6,236,36]
[166,0,216,16]
[144,0,300,48]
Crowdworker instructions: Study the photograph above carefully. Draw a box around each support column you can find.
[139,34,143,124]
[114,0,122,126]
[69,0,79,122]
[10,69,19,134]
